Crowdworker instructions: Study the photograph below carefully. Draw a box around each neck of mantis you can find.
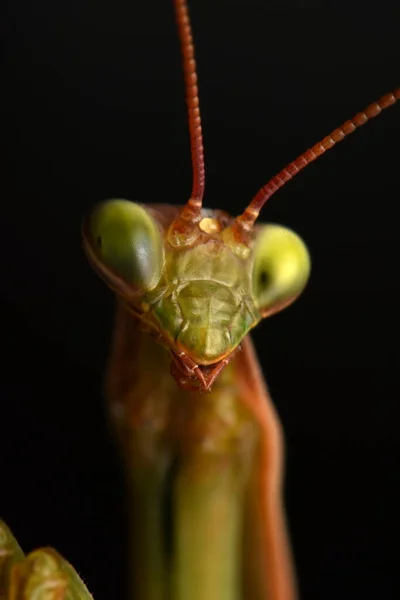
[105,303,259,600]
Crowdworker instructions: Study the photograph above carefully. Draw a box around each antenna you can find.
[173,0,205,226]
[234,88,400,236]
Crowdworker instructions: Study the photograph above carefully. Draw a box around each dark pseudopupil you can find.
[259,270,269,286]
[96,236,102,248]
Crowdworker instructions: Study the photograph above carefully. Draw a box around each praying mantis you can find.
[1,0,399,599]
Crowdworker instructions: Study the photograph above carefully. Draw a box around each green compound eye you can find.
[252,224,311,316]
[86,199,164,292]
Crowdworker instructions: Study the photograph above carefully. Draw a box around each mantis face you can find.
[82,0,398,390]
[83,199,310,390]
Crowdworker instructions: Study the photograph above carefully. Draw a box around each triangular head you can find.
[82,200,310,391]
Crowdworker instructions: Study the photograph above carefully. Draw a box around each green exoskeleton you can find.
[2,0,398,599]
[0,520,94,599]
[81,1,399,599]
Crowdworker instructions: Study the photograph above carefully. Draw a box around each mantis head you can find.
[82,0,399,391]
[83,199,310,391]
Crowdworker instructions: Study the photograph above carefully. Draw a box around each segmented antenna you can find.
[234,88,400,235]
[173,0,205,224]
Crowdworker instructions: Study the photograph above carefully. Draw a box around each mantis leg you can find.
[237,336,297,600]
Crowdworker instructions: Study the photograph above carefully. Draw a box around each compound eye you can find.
[85,199,164,293]
[252,224,311,316]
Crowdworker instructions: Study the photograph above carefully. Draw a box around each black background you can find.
[2,0,400,599]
